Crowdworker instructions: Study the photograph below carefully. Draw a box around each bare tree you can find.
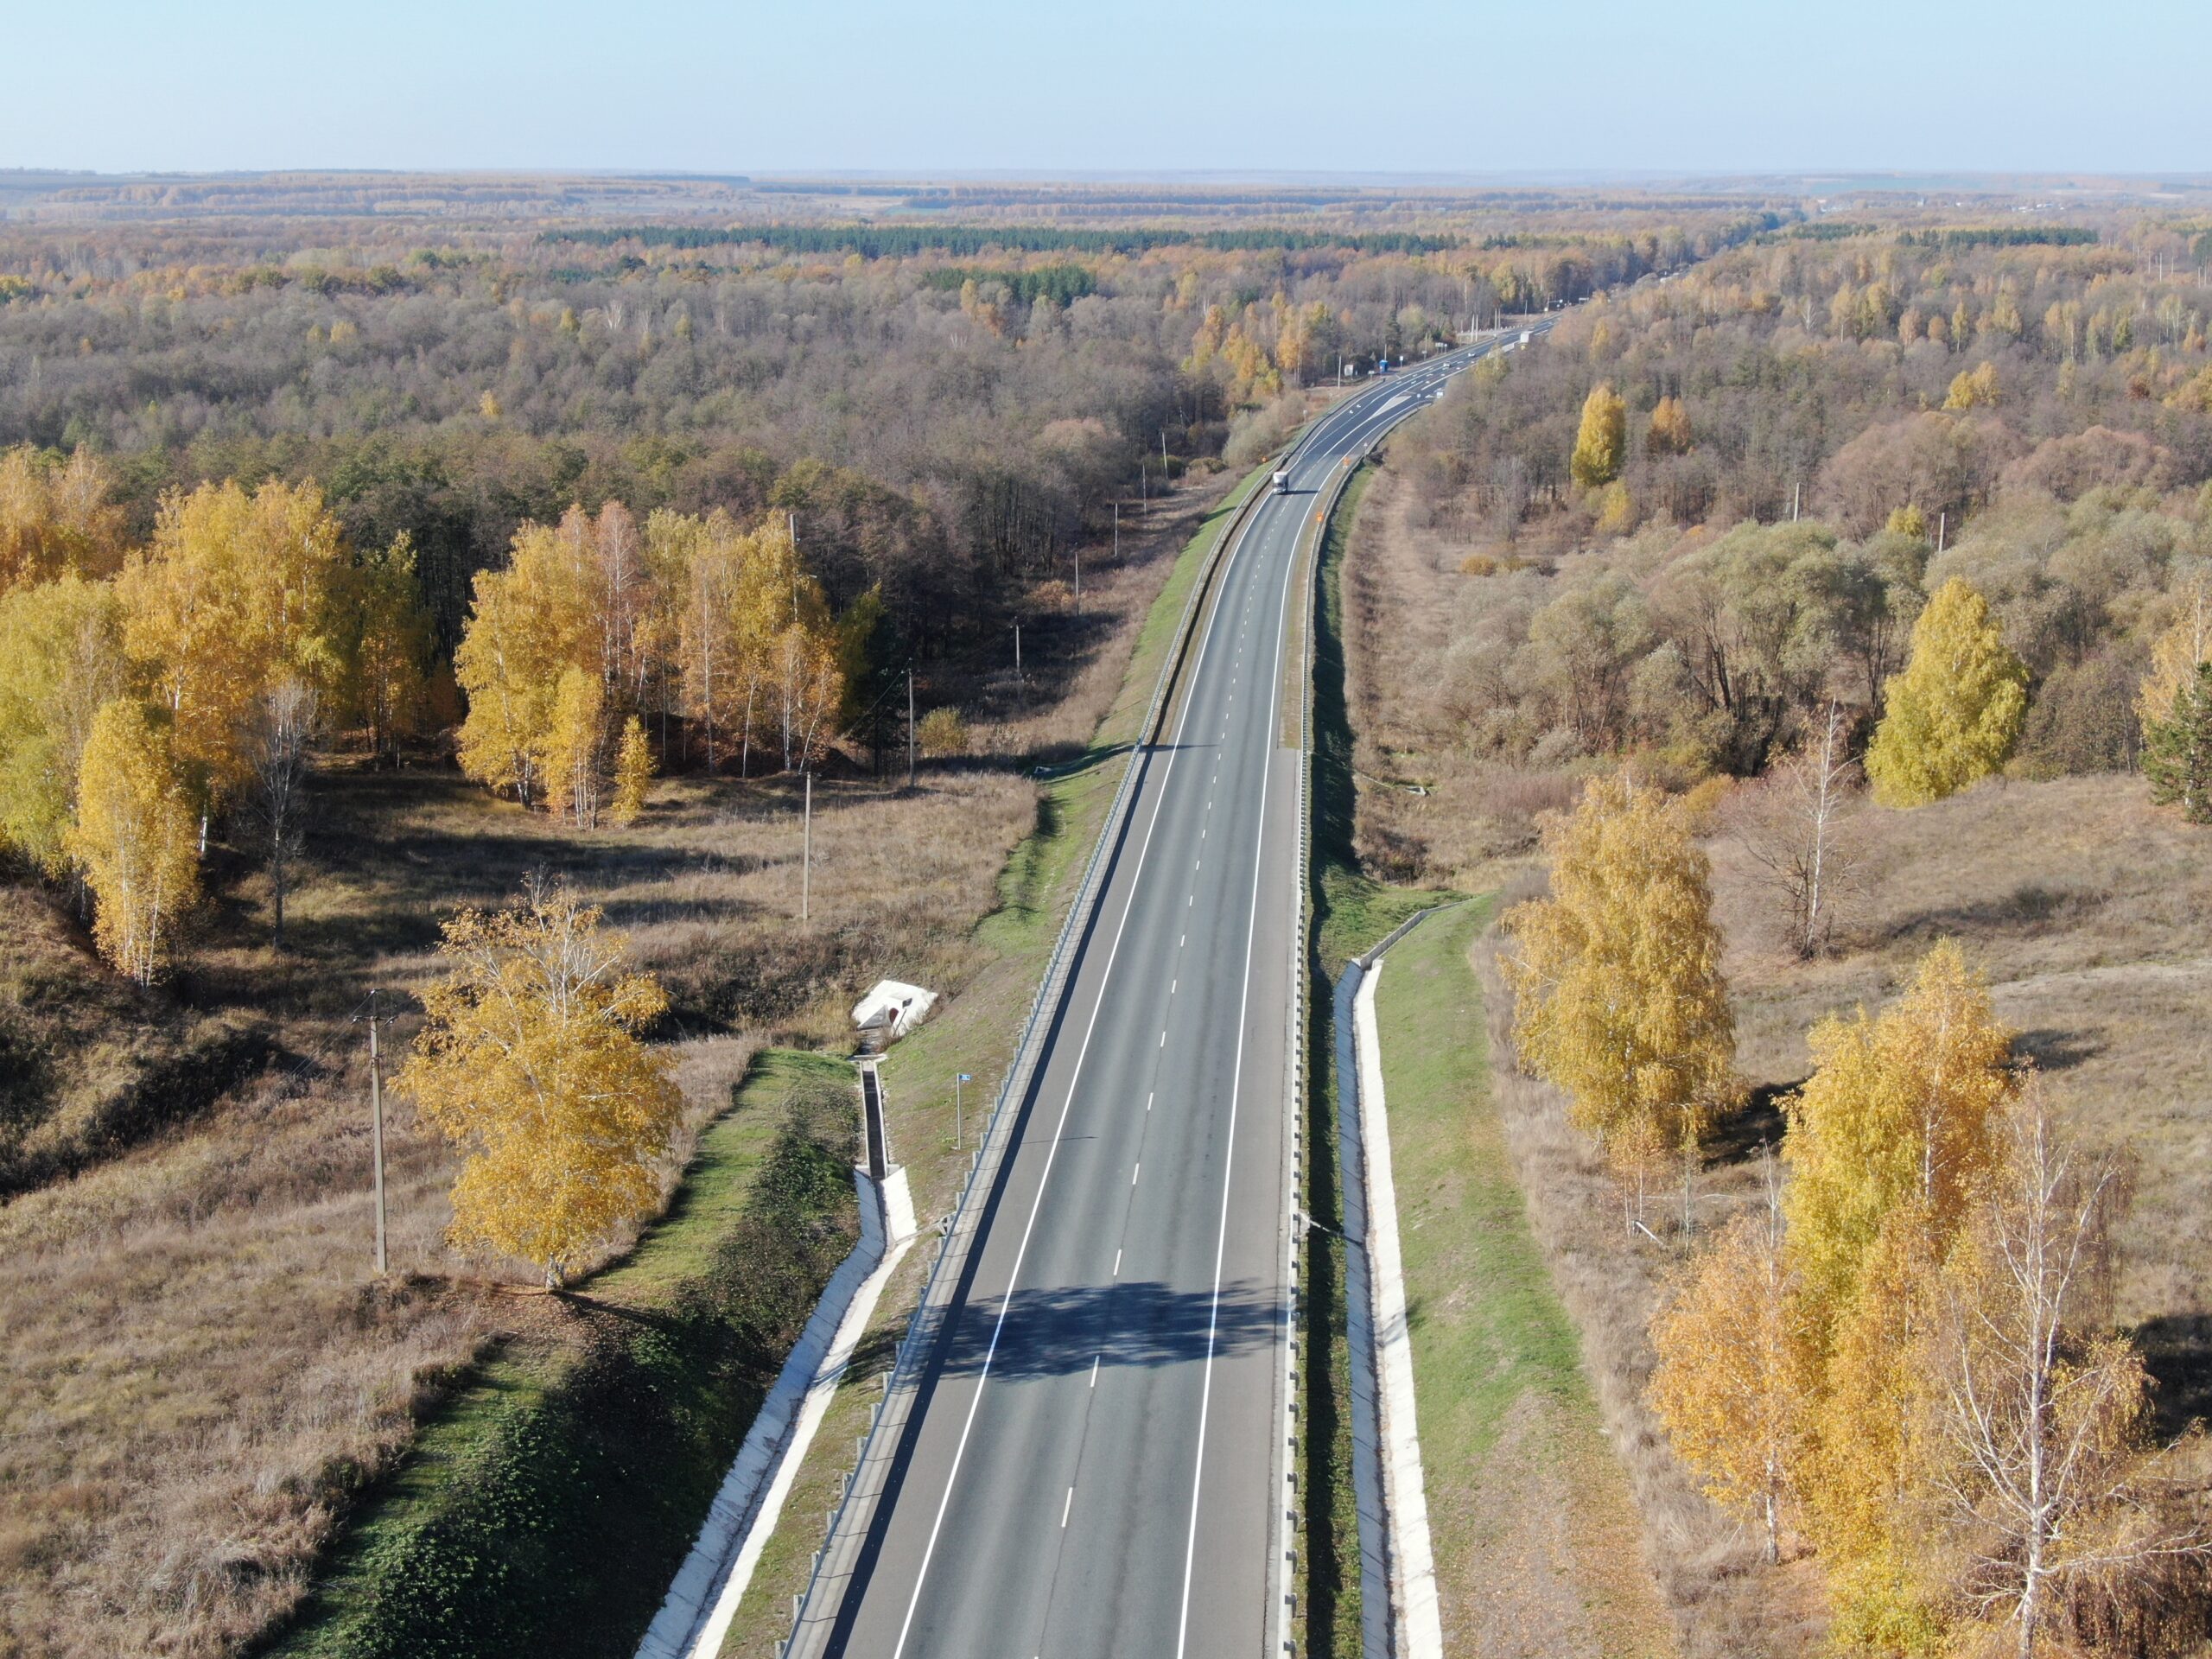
[248,677,319,949]
[1931,1082,2209,1656]
[1730,701,1860,957]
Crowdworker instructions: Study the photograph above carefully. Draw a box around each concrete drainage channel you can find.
[1301,429,1453,1659]
[635,1165,918,1659]
[1334,907,1455,1659]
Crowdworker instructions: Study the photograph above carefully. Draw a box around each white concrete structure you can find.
[1355,957,1444,1659]
[850,980,938,1043]
[635,1163,917,1659]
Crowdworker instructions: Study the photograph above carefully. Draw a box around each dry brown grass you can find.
[1471,924,1831,1659]
[1711,772,2212,1371]
[1340,462,1578,886]
[0,460,1252,1656]
[964,471,1240,760]
[0,764,1028,1655]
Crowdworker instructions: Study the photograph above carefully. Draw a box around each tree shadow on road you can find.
[933,1278,1279,1381]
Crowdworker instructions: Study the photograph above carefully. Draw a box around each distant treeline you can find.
[916,264,1097,304]
[540,222,1463,257]
[1898,226,2100,249]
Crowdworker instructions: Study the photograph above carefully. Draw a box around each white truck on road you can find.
[1272,467,1291,494]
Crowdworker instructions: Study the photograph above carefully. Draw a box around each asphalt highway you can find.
[817,335,1529,1659]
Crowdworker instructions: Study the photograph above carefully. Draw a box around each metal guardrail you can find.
[779,354,1496,1655]
[778,456,1287,1656]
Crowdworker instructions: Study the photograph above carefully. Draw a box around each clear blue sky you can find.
[8,0,2206,178]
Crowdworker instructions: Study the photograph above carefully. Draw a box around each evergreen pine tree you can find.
[2144,659,2212,822]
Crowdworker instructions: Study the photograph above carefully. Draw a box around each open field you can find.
[0,765,1027,1658]
[1710,772,2212,1426]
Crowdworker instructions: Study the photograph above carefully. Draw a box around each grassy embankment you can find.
[269,1050,859,1659]
[1300,458,1673,1658]
[1300,461,1452,1658]
[1372,902,1677,1657]
[713,458,1278,1656]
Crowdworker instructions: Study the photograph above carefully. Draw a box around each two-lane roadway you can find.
[811,331,1536,1659]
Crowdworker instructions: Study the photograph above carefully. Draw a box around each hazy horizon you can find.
[10,0,2208,179]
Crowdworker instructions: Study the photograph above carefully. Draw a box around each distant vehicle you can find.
[1272,468,1291,494]
[1519,329,1533,345]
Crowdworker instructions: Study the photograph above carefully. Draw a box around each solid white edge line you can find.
[885,435,1274,1659]
[1173,464,1302,1659]
[883,345,1503,1657]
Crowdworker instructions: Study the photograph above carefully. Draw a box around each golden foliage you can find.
[0,444,126,589]
[1649,1191,1808,1561]
[67,699,200,984]
[2136,569,2212,741]
[1944,360,2002,410]
[536,665,607,828]
[453,508,602,802]
[917,705,969,758]
[1783,940,2015,1320]
[1570,382,1626,488]
[1866,577,2030,806]
[0,575,125,874]
[397,880,683,1287]
[1646,394,1693,456]
[1503,772,1736,1166]
[609,715,652,825]
[118,477,346,801]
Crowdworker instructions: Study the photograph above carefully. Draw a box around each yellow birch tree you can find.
[1649,1170,1808,1562]
[397,880,683,1288]
[1503,772,1737,1184]
[68,700,200,983]
[0,575,126,874]
[536,665,607,828]
[1570,383,1627,487]
[118,478,347,801]
[609,716,652,825]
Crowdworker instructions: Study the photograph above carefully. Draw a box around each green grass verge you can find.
[269,1051,859,1659]
[1372,899,1599,1457]
[1299,459,1459,1657]
[1373,899,1675,1655]
[1097,457,1275,751]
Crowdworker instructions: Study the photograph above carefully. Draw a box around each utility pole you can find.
[354,991,393,1276]
[906,668,916,790]
[1160,429,1169,489]
[801,769,811,925]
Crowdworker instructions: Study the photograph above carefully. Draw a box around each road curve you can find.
[808,333,1535,1659]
